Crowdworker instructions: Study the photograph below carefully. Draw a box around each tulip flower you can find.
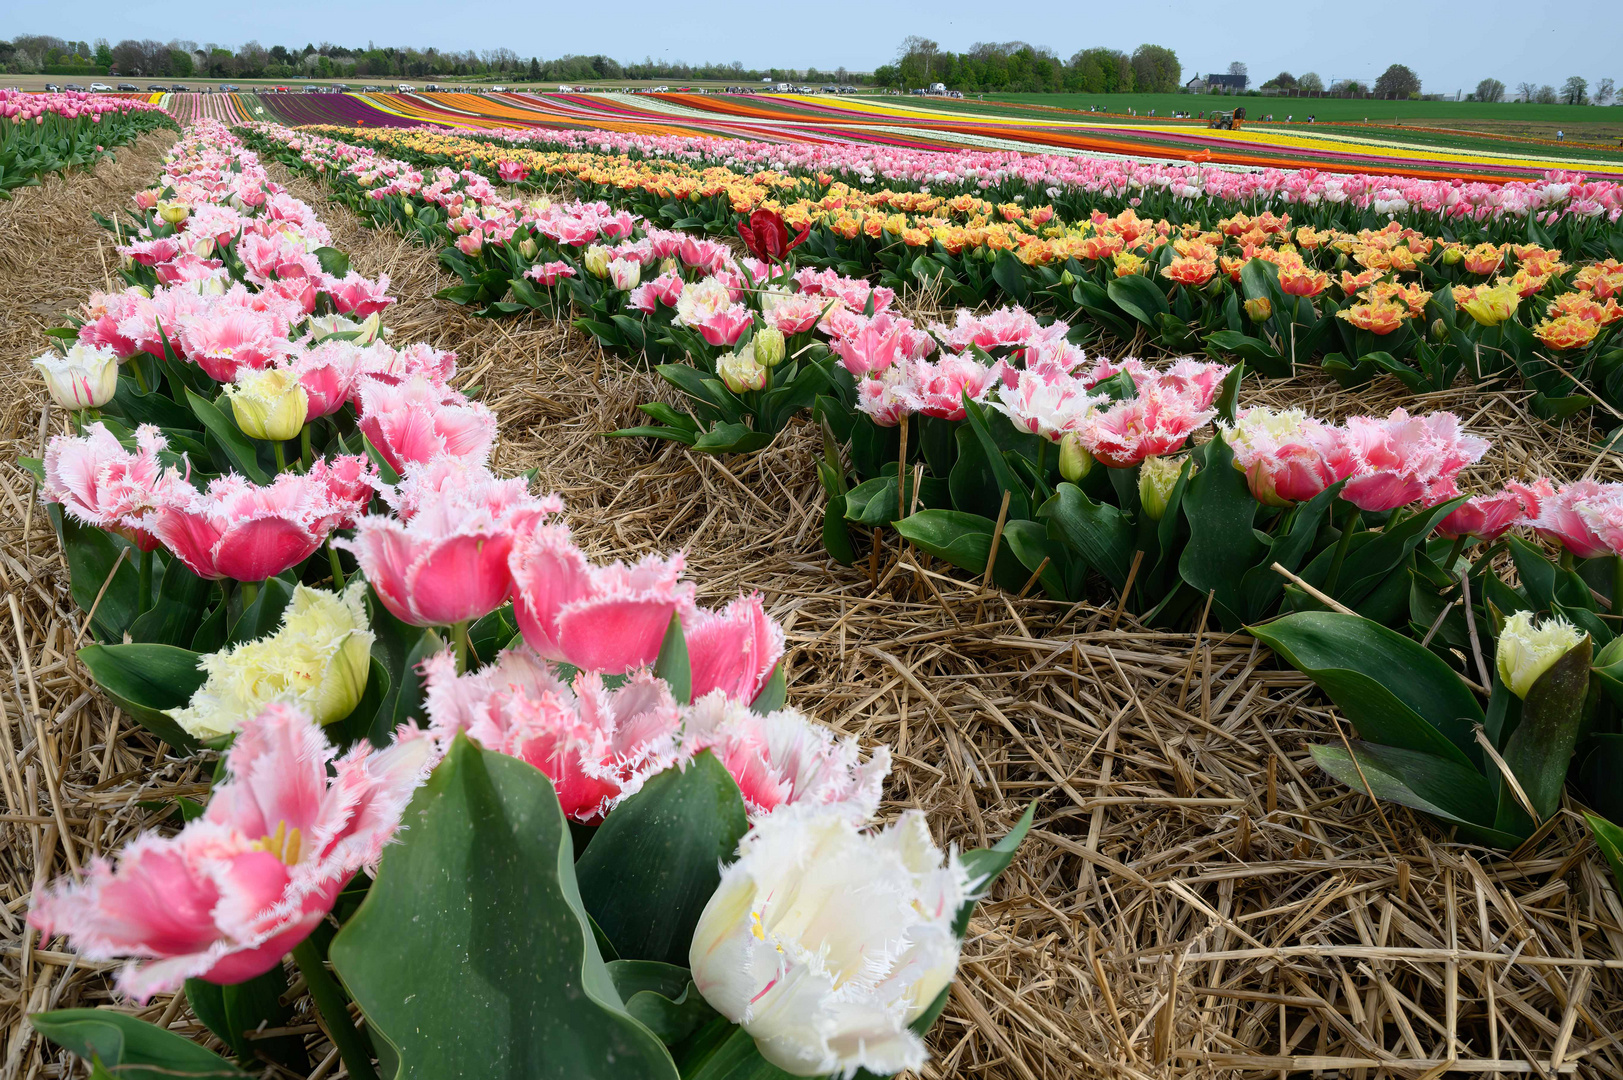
[717,349,768,394]
[583,244,611,278]
[171,583,376,740]
[422,646,684,823]
[752,326,786,368]
[1244,296,1272,322]
[1514,477,1623,559]
[1460,284,1520,327]
[896,355,1001,422]
[509,524,695,673]
[306,311,382,345]
[142,471,344,582]
[28,702,432,1001]
[41,423,195,552]
[694,304,754,348]
[224,368,309,443]
[290,340,369,419]
[682,691,889,820]
[355,374,497,473]
[1079,382,1215,469]
[1533,314,1602,351]
[736,208,810,265]
[684,593,784,704]
[33,343,121,411]
[1222,407,1347,507]
[322,271,395,318]
[673,278,734,328]
[1335,409,1488,513]
[607,257,641,291]
[689,804,969,1079]
[1496,612,1586,700]
[991,369,1101,443]
[1336,301,1408,335]
[341,465,559,628]
[178,308,300,383]
[1435,487,1536,542]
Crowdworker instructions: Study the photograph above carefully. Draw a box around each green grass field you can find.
[983,92,1622,127]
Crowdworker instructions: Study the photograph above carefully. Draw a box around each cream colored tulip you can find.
[33,344,120,411]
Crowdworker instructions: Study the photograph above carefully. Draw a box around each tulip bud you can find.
[659,256,680,276]
[455,231,484,257]
[1059,432,1093,482]
[1461,284,1519,327]
[223,368,309,442]
[584,244,611,278]
[192,237,216,260]
[717,349,768,394]
[753,326,786,367]
[401,197,415,218]
[517,237,538,261]
[1335,252,1348,270]
[1496,612,1586,700]
[1060,269,1076,286]
[32,344,120,411]
[608,257,641,291]
[1430,318,1448,341]
[1138,455,1185,521]
[156,199,190,224]
[1442,246,1462,265]
[1244,296,1272,322]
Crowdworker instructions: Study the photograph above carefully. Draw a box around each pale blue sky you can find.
[8,0,1618,93]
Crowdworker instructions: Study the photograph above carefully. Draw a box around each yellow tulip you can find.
[224,368,309,442]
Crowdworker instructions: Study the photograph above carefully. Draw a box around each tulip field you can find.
[4,89,1623,1080]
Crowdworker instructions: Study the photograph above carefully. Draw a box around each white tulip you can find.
[1496,611,1586,699]
[689,804,970,1079]
[33,344,120,411]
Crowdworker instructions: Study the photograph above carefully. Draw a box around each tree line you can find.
[1475,76,1616,106]
[874,39,1182,94]
[0,34,861,84]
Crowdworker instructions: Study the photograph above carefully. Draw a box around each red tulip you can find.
[737,209,810,265]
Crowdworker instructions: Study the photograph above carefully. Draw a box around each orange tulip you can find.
[1336,302,1409,335]
[1533,314,1601,351]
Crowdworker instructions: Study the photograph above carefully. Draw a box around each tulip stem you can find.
[241,580,259,609]
[129,363,149,395]
[328,543,346,590]
[272,441,288,474]
[1323,502,1361,599]
[291,939,379,1080]
[137,549,152,617]
[1445,535,1469,571]
[451,620,470,674]
[300,426,314,472]
[1614,556,1623,616]
[1035,439,1048,482]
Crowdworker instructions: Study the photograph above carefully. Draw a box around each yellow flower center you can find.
[256,820,303,866]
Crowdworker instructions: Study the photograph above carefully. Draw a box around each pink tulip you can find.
[831,313,933,377]
[1079,382,1215,468]
[895,355,1000,421]
[342,464,559,627]
[322,271,395,318]
[291,341,367,419]
[1513,477,1623,558]
[685,593,785,704]
[682,691,889,820]
[356,374,497,472]
[496,160,530,183]
[305,455,380,529]
[178,309,298,383]
[510,525,695,673]
[1436,486,1538,542]
[422,647,683,823]
[694,304,753,347]
[29,703,432,1002]
[524,260,576,287]
[41,423,195,553]
[1335,409,1489,513]
[141,472,344,582]
[1224,408,1349,507]
[929,307,1062,352]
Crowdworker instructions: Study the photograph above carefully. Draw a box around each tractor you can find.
[1208,107,1246,131]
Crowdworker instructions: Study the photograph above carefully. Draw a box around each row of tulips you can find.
[222,121,1623,892]
[293,121,1623,255]
[24,118,1030,1080]
[240,122,1623,425]
[0,89,174,198]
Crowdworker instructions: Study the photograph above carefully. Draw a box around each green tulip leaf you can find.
[1250,611,1481,767]
[577,752,749,967]
[328,736,678,1080]
[77,643,204,751]
[29,1009,248,1079]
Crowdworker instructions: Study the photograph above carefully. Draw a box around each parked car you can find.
[361,85,379,92]
[425,83,442,92]
[147,84,169,92]
[334,84,351,92]
[397,83,415,92]
[171,83,190,91]
[491,85,507,92]
[303,85,320,93]
[65,83,85,91]
[117,82,139,91]
[44,83,61,92]
[220,83,239,91]
[89,82,113,91]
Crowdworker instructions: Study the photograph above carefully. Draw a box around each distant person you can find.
[1557,129,1565,141]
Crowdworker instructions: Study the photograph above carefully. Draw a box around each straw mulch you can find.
[2,143,1620,1079]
